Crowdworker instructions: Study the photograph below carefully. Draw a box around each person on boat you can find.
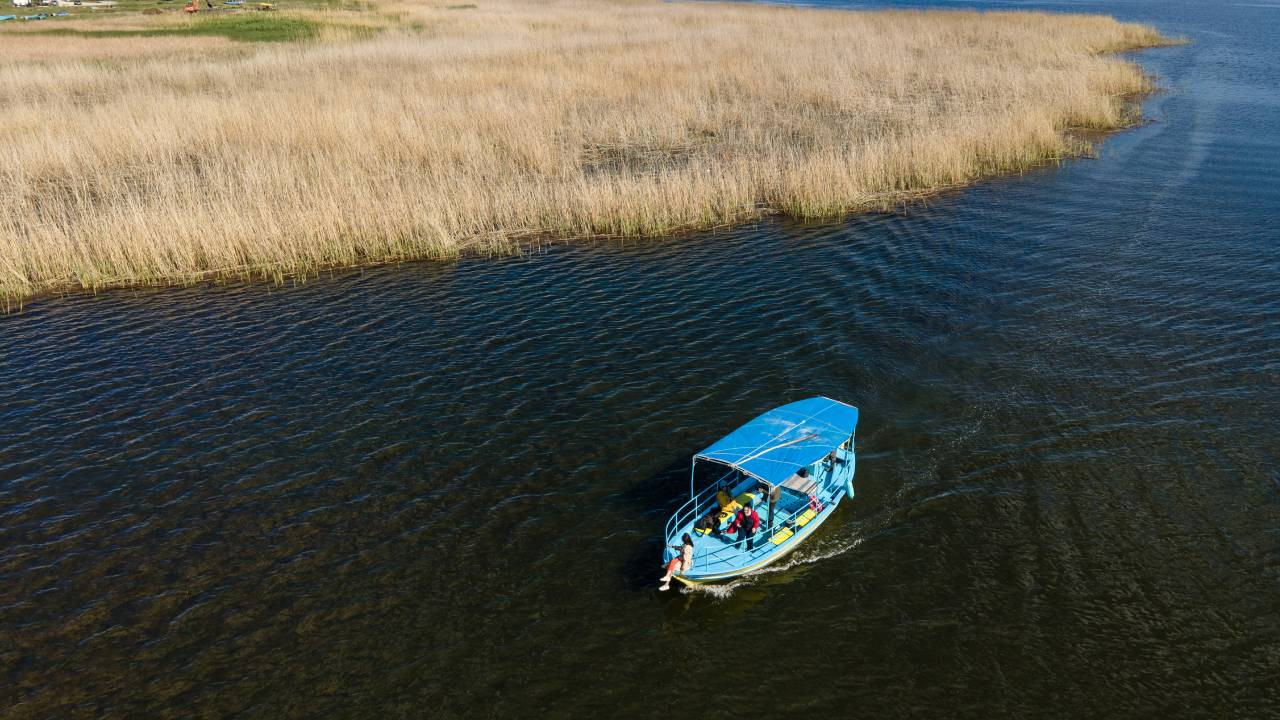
[695,510,720,537]
[766,483,781,531]
[824,449,846,470]
[715,487,735,511]
[755,480,782,531]
[725,504,760,551]
[659,533,695,591]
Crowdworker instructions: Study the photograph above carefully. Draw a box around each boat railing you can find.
[688,481,844,573]
[663,467,737,544]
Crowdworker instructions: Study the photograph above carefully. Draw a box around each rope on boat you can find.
[729,432,819,476]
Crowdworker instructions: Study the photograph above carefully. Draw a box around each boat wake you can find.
[683,532,865,599]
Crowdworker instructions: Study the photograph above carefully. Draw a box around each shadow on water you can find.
[618,453,695,593]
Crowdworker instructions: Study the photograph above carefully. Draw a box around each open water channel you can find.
[2,0,1278,716]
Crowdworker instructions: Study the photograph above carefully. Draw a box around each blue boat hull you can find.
[664,442,856,584]
[675,493,843,584]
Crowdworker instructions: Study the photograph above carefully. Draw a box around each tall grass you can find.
[0,0,1168,306]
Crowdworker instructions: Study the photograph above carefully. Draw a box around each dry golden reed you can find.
[0,0,1167,305]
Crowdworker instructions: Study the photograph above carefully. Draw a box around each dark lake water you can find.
[3,0,1279,716]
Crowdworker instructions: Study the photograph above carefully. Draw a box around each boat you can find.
[662,396,858,586]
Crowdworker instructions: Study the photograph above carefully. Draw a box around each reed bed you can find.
[0,0,1167,306]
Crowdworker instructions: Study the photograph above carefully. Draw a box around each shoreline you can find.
[0,1,1173,310]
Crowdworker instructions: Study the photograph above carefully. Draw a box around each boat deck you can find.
[671,486,839,579]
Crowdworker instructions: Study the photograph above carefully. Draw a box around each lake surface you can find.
[2,0,1278,716]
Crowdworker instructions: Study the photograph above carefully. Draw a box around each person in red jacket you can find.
[725,504,760,551]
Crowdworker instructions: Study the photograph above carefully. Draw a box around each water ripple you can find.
[3,0,1280,716]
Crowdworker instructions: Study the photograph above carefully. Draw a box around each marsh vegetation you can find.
[0,0,1168,306]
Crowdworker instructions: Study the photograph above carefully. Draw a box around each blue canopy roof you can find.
[695,397,859,486]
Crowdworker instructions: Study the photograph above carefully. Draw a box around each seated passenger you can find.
[695,510,720,536]
[660,533,694,591]
[715,489,735,509]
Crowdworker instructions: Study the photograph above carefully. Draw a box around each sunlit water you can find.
[2,0,1278,716]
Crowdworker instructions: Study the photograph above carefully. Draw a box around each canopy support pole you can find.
[689,458,696,501]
